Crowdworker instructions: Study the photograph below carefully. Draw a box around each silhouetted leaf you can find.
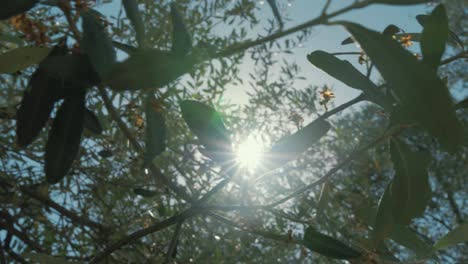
[391,225,432,256]
[106,49,194,90]
[341,24,400,45]
[264,118,330,170]
[16,43,69,148]
[372,184,394,245]
[81,9,116,79]
[375,0,429,5]
[354,204,431,256]
[434,223,468,250]
[45,92,85,184]
[266,0,283,29]
[144,95,166,165]
[40,54,100,87]
[83,108,103,135]
[303,227,361,259]
[454,97,468,110]
[0,47,50,74]
[0,0,38,20]
[417,14,463,50]
[307,50,391,109]
[112,40,138,54]
[123,0,145,46]
[420,4,449,69]
[98,149,113,158]
[180,100,232,160]
[170,3,192,57]
[342,22,463,152]
[390,140,431,225]
[133,188,158,197]
[16,71,57,148]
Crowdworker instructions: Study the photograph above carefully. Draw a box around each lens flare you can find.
[235,136,263,170]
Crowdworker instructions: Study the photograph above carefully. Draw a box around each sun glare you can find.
[235,136,264,171]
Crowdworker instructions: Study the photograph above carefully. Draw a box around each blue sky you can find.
[97,1,431,106]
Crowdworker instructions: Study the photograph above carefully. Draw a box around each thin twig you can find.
[268,124,406,208]
[90,208,202,263]
[440,51,468,65]
[213,0,373,59]
[98,86,193,202]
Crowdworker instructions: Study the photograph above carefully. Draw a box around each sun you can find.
[235,136,264,171]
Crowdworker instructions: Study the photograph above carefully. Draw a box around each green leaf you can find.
[144,95,166,165]
[372,184,395,245]
[22,252,74,264]
[264,118,330,170]
[81,10,116,80]
[45,92,85,184]
[83,108,103,135]
[40,54,100,87]
[133,188,158,197]
[123,0,145,47]
[342,22,463,153]
[341,24,400,45]
[16,44,69,148]
[106,49,193,90]
[416,14,464,50]
[420,4,449,69]
[0,33,26,45]
[374,0,429,5]
[307,51,391,109]
[354,204,431,256]
[170,3,192,57]
[434,223,468,250]
[180,100,232,160]
[0,47,50,74]
[390,140,431,225]
[391,225,432,256]
[266,0,283,28]
[302,227,362,260]
[0,0,38,20]
[455,97,468,110]
[16,70,58,148]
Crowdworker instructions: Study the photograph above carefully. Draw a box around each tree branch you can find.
[90,208,202,263]
[440,51,468,65]
[268,124,406,208]
[213,0,373,59]
[97,86,193,202]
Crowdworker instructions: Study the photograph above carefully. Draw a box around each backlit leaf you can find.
[303,227,361,259]
[342,22,463,152]
[434,223,468,250]
[264,118,330,170]
[0,47,50,74]
[390,139,431,225]
[45,92,85,184]
[372,184,394,245]
[0,0,38,20]
[180,100,232,160]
